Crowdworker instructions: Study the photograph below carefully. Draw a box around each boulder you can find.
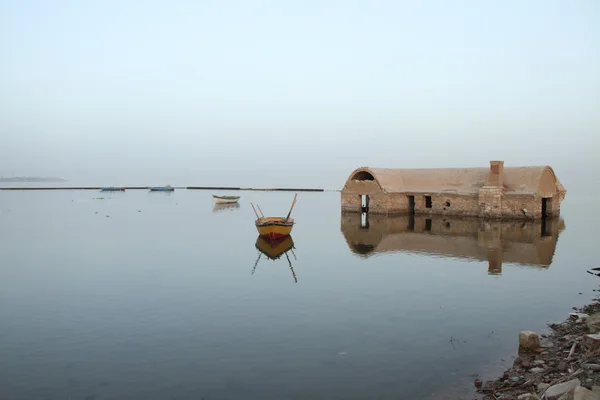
[587,313,600,333]
[520,331,541,351]
[558,386,600,400]
[543,378,581,400]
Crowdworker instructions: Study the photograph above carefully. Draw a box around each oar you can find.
[286,252,297,283]
[250,202,260,219]
[252,252,262,275]
[256,205,265,218]
[284,193,298,222]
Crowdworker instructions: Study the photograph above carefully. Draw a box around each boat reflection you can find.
[251,235,298,283]
[212,202,241,213]
[341,213,566,274]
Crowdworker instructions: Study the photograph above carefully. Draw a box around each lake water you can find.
[0,189,599,400]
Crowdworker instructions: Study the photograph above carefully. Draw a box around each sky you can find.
[0,0,599,188]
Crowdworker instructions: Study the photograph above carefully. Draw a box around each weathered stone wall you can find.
[478,186,503,218]
[502,195,540,219]
[547,194,560,217]
[341,192,391,213]
[341,185,563,220]
[412,193,481,217]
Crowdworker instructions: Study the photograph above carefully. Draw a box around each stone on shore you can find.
[587,313,600,334]
[556,386,600,400]
[520,331,541,351]
[519,393,541,399]
[542,378,580,400]
[583,364,600,372]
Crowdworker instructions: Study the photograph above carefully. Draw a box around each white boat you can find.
[212,195,240,204]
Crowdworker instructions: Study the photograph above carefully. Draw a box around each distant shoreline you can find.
[0,177,67,183]
[0,186,331,192]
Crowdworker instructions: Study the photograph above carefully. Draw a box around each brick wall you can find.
[412,193,480,217]
[502,195,539,219]
[341,188,563,220]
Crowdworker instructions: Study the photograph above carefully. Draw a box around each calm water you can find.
[0,189,599,400]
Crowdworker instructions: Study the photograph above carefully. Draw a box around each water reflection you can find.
[212,202,241,213]
[341,213,566,274]
[252,235,298,283]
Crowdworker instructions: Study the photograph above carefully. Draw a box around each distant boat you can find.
[100,187,126,192]
[251,193,297,240]
[213,195,240,204]
[149,185,174,192]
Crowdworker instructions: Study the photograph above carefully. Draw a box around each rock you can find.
[531,367,546,373]
[571,386,600,400]
[570,313,590,321]
[559,360,569,372]
[519,393,541,400]
[539,383,551,391]
[584,334,600,348]
[543,378,581,400]
[523,359,532,368]
[582,364,600,372]
[520,331,541,351]
[535,360,547,365]
[587,313,600,334]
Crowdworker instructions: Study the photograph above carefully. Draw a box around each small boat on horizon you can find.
[100,187,126,192]
[149,185,174,192]
[251,193,297,240]
[213,195,240,204]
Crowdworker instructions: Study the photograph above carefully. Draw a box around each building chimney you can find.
[487,160,504,187]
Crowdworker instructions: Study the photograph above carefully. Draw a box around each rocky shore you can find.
[475,293,600,400]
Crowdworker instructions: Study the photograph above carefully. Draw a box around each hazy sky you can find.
[1,0,598,187]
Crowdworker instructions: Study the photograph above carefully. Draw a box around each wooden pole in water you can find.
[250,202,260,219]
[284,193,298,222]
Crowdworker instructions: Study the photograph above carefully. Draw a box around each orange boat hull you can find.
[255,217,294,239]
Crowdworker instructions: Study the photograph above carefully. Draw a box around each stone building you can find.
[341,161,566,220]
[340,213,566,274]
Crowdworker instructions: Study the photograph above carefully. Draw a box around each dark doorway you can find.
[360,194,369,213]
[408,215,415,231]
[408,195,415,214]
[425,196,432,208]
[425,218,432,231]
[541,198,548,219]
[541,218,551,237]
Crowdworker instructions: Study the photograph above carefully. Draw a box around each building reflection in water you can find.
[341,213,566,274]
[251,235,298,283]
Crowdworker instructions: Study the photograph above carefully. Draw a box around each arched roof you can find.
[343,165,566,196]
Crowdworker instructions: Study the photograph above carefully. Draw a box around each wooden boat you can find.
[149,185,174,192]
[251,193,297,240]
[100,187,125,192]
[213,195,240,204]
